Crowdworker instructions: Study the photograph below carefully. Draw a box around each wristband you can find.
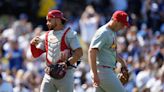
[66,60,77,68]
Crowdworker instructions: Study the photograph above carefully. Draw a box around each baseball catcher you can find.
[30,10,83,92]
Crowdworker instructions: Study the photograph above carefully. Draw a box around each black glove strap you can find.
[66,61,77,68]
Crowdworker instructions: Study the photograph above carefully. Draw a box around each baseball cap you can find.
[112,10,129,27]
[47,10,66,21]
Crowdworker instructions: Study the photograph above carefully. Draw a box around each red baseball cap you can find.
[47,10,66,21]
[112,10,129,27]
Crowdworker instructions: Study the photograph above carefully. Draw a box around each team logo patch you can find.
[111,44,117,49]
[109,42,117,50]
[109,37,117,50]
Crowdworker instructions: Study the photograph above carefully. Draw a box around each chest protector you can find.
[45,27,71,65]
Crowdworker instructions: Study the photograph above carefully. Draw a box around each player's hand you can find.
[60,49,70,61]
[92,74,100,87]
[30,36,41,46]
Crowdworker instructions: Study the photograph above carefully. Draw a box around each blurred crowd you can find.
[0,0,164,92]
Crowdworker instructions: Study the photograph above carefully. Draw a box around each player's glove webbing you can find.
[45,63,66,80]
[118,67,129,85]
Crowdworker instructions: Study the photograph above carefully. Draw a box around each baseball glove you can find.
[118,67,129,85]
[45,63,66,80]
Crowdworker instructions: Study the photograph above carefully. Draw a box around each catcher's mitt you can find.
[45,63,66,80]
[118,67,129,85]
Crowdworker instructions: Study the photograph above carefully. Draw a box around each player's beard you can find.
[48,25,54,30]
[48,23,57,30]
[47,25,51,30]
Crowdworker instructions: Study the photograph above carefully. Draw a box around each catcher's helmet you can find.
[47,10,66,21]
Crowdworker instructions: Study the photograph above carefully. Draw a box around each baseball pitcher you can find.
[88,10,129,92]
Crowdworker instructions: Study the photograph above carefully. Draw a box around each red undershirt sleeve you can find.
[30,44,45,58]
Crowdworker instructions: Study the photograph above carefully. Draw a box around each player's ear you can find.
[111,18,115,21]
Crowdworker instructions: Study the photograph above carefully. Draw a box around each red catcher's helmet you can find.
[47,10,66,21]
